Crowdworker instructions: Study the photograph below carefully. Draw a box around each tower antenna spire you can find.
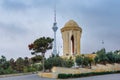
[54,2,56,23]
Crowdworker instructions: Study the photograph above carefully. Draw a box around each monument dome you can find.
[61,20,82,32]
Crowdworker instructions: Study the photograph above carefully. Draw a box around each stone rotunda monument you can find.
[61,20,82,57]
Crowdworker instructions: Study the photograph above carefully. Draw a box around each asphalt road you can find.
[0,73,120,80]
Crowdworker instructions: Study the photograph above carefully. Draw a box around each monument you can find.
[61,20,82,57]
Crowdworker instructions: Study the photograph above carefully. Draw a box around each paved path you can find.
[0,73,120,80]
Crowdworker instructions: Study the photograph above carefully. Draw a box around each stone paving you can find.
[0,73,120,80]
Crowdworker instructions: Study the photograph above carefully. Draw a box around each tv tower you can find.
[52,3,58,56]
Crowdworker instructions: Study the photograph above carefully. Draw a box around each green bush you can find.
[23,66,28,73]
[58,71,120,79]
[58,74,67,79]
[63,59,74,68]
[67,74,72,78]
[28,66,37,72]
[5,66,14,74]
[0,68,4,75]
[0,66,16,75]
[116,71,120,73]
[38,64,43,71]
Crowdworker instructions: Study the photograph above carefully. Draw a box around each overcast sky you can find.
[0,0,120,59]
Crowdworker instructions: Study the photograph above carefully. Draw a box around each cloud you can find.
[0,0,120,59]
[32,0,54,7]
[0,22,28,35]
[1,0,56,11]
[1,0,30,11]
[61,0,120,53]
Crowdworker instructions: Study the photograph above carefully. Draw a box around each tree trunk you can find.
[42,53,45,72]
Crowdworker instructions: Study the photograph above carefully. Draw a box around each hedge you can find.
[58,71,120,79]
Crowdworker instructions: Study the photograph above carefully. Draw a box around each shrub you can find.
[0,68,4,75]
[23,66,28,73]
[58,71,120,79]
[58,74,68,79]
[62,59,74,68]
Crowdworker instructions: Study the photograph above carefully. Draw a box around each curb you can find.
[0,72,36,78]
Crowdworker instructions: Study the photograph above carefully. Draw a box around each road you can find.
[0,73,120,80]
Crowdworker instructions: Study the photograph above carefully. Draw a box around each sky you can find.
[0,0,120,59]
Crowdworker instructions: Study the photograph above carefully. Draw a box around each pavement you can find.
[0,73,120,80]
[0,72,34,78]
[0,74,53,80]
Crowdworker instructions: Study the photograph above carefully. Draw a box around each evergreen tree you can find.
[28,37,54,72]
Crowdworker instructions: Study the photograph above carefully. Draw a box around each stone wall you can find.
[52,67,81,74]
[51,63,120,74]
[38,63,120,78]
[38,72,57,78]
[91,63,120,72]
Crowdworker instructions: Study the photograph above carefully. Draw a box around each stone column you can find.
[77,31,80,55]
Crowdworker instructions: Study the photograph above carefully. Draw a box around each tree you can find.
[28,37,54,72]
[45,56,63,70]
[83,57,92,68]
[31,55,42,63]
[44,56,74,70]
[15,57,24,72]
[75,55,84,67]
[0,56,10,70]
[24,57,30,67]
[76,55,93,68]
[9,58,16,70]
[106,52,115,63]
[114,50,120,54]
[0,55,6,64]
[63,58,74,68]
[94,48,108,65]
[114,53,120,63]
[94,56,99,64]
